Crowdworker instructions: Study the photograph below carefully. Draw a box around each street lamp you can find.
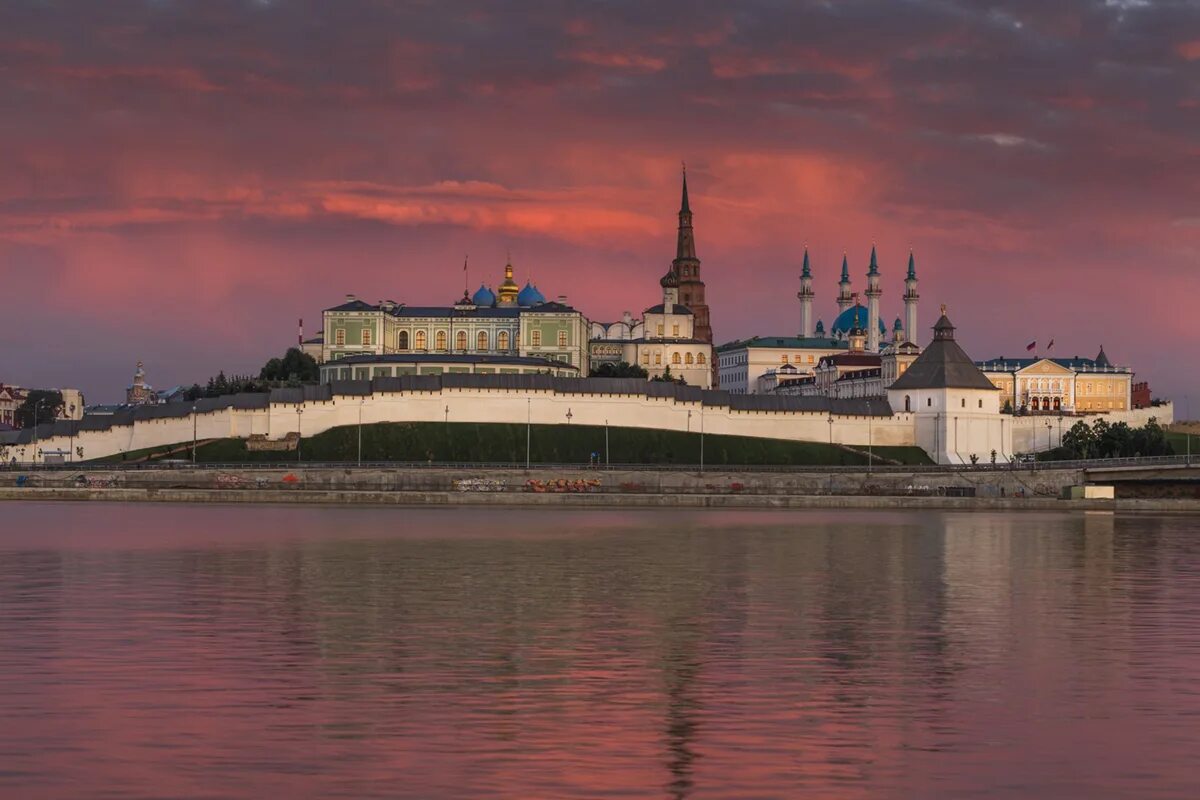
[868,409,873,472]
[604,418,610,467]
[1045,421,1052,452]
[686,409,691,433]
[296,406,304,463]
[32,399,44,466]
[566,408,573,425]
[357,398,364,467]
[526,397,531,470]
[444,404,449,423]
[191,404,198,464]
[699,405,705,473]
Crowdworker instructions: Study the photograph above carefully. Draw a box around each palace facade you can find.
[978,348,1134,413]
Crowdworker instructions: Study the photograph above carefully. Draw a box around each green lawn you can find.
[121,422,932,467]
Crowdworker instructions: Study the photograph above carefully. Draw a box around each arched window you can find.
[979,399,983,408]
[672,352,681,365]
[415,330,427,350]
[961,398,966,408]
[477,331,488,350]
[655,352,662,365]
[927,397,932,407]
[642,352,650,365]
[398,330,409,350]
[362,328,372,346]
[531,330,541,347]
[498,331,509,350]
[698,353,706,365]
[685,353,694,365]
[435,330,447,350]
[456,331,467,350]
[905,395,911,412]
[558,330,567,347]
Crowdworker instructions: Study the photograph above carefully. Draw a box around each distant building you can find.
[1132,381,1152,409]
[977,347,1133,413]
[320,353,580,382]
[0,383,85,428]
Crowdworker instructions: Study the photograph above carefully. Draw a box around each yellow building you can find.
[978,348,1132,413]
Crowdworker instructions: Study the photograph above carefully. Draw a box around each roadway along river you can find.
[1,504,1198,799]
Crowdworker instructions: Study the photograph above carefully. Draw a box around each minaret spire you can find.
[680,161,690,214]
[865,245,882,352]
[798,245,814,338]
[668,162,711,346]
[904,249,920,345]
[837,251,853,314]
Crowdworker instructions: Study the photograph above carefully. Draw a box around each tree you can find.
[260,348,319,383]
[589,361,649,379]
[1061,420,1096,459]
[16,389,64,428]
[650,365,687,385]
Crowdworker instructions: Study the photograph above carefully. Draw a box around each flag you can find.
[1047,339,1055,350]
[1026,341,1036,352]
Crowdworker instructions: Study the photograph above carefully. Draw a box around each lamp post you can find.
[1185,394,1191,465]
[1057,411,1064,450]
[566,408,573,425]
[687,409,691,433]
[357,399,364,467]
[1045,421,1052,452]
[526,398,531,470]
[191,404,198,464]
[699,405,705,473]
[68,404,76,464]
[32,399,44,466]
[296,407,304,464]
[604,419,610,467]
[444,404,449,424]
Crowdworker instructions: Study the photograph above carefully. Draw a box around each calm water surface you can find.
[1,503,1199,799]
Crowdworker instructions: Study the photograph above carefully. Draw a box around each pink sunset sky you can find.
[1,1,1197,405]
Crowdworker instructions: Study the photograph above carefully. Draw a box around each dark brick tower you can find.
[670,165,712,344]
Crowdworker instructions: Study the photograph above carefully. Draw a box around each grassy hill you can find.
[105,422,932,467]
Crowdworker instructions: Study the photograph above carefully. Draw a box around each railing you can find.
[1,454,1193,474]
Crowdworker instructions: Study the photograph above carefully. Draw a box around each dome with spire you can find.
[815,319,825,335]
[831,303,887,338]
[517,281,546,306]
[471,284,496,307]
[894,317,904,331]
[660,269,679,289]
[497,261,520,305]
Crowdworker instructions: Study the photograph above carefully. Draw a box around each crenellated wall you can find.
[1,377,911,464]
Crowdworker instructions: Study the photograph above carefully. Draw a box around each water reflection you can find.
[0,505,1198,799]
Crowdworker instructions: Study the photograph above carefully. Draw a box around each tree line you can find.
[1043,417,1173,461]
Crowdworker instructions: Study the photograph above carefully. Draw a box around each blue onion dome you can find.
[471,284,496,306]
[893,317,904,331]
[831,304,887,336]
[517,280,546,306]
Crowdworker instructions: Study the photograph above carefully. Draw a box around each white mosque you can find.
[717,246,921,394]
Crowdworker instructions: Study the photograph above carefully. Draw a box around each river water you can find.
[1,504,1198,799]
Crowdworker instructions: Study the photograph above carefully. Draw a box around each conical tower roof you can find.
[889,312,997,391]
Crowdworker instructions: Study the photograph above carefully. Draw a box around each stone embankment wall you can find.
[4,464,1085,499]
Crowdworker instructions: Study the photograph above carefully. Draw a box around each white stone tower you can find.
[836,253,853,314]
[797,247,814,338]
[866,245,882,352]
[904,250,920,345]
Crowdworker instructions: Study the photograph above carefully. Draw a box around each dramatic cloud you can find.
[0,0,1197,403]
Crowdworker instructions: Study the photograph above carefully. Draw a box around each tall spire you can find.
[868,244,879,275]
[907,250,917,279]
[840,253,850,282]
[801,247,811,278]
[680,161,690,214]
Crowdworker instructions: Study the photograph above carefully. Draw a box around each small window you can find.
[961,398,966,408]
[362,328,372,346]
[558,330,567,347]
[978,399,983,408]
[781,355,788,364]
[641,352,650,365]
[456,331,467,350]
[672,352,681,365]
[657,324,664,336]
[477,331,488,350]
[698,353,706,364]
[808,355,814,364]
[335,328,346,346]
[532,330,542,347]
[498,331,509,350]
[398,330,409,349]
[927,398,932,407]
[415,330,427,349]
[655,353,662,365]
[904,395,911,412]
[672,324,680,336]
[436,331,447,350]
[685,353,694,365]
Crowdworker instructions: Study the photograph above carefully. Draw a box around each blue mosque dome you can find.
[471,284,496,306]
[831,304,887,337]
[517,281,546,306]
[893,317,904,331]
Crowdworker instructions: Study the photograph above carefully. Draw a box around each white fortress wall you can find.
[1010,402,1174,454]
[7,381,915,463]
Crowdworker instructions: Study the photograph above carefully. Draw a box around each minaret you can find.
[866,245,882,352]
[797,247,814,338]
[671,164,711,343]
[904,250,920,345]
[836,253,853,314]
